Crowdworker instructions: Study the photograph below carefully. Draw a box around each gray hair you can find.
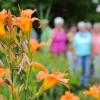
[54,17,64,25]
[77,21,86,29]
[93,22,100,28]
[41,19,49,25]
[86,22,92,29]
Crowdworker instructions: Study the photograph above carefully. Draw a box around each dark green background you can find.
[0,0,100,24]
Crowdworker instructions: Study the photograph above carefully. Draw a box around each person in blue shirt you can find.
[73,21,92,87]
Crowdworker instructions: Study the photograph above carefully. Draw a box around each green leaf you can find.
[0,51,8,67]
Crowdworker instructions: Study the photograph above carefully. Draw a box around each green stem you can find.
[25,37,32,99]
[7,43,15,100]
[39,3,44,19]
[45,2,52,19]
[7,45,14,81]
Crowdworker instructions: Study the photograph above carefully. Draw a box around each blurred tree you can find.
[0,0,99,23]
[33,0,53,19]
[0,0,17,14]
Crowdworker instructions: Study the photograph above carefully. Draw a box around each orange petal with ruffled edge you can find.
[31,62,48,73]
[36,71,48,81]
[84,86,100,99]
[60,92,79,100]
[21,9,37,18]
[41,72,69,91]
[30,39,42,53]
[42,75,59,91]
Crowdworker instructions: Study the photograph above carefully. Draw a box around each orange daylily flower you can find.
[13,17,39,35]
[20,9,37,18]
[30,39,42,53]
[60,91,79,100]
[13,9,40,35]
[34,71,68,98]
[40,72,69,91]
[84,85,100,99]
[32,63,68,91]
[0,68,10,78]
[0,9,8,37]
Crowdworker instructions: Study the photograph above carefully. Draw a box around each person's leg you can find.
[80,56,86,86]
[77,56,83,82]
[90,56,94,79]
[67,51,75,75]
[94,55,100,79]
[83,56,91,86]
[82,56,85,78]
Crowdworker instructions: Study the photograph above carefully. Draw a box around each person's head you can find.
[41,19,49,29]
[70,25,77,33]
[77,21,86,32]
[86,22,92,32]
[54,17,64,29]
[93,22,100,33]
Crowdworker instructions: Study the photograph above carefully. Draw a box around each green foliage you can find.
[0,0,99,23]
[0,50,96,100]
[34,51,95,100]
[0,51,8,67]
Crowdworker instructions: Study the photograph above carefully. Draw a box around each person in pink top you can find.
[51,17,67,54]
[92,23,100,79]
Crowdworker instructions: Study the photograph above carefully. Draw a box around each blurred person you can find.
[74,21,92,87]
[41,19,52,42]
[86,22,94,77]
[41,19,52,52]
[23,28,38,48]
[86,22,92,32]
[92,23,100,79]
[51,17,68,55]
[67,25,77,75]
[30,28,38,39]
